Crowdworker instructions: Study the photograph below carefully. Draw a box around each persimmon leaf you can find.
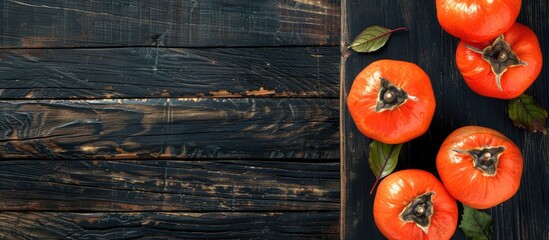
[508,94,548,134]
[368,140,402,194]
[459,205,493,240]
[349,26,407,53]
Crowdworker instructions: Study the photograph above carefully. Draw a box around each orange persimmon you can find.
[456,22,542,99]
[347,60,436,144]
[436,126,523,209]
[436,0,522,42]
[373,169,458,240]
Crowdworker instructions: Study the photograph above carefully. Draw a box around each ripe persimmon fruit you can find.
[437,126,523,209]
[436,0,522,43]
[373,169,458,240]
[347,60,436,144]
[456,22,542,99]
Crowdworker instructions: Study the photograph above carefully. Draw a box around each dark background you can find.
[341,0,549,239]
[0,0,546,239]
[0,0,341,239]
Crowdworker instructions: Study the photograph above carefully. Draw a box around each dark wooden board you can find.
[341,0,549,239]
[0,47,339,99]
[0,211,339,239]
[0,0,343,238]
[0,0,339,48]
[0,160,339,211]
[0,98,339,159]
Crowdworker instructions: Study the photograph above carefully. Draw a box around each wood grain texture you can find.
[0,211,339,239]
[0,0,339,48]
[0,98,339,159]
[0,0,343,238]
[341,0,549,239]
[0,160,339,211]
[0,47,339,99]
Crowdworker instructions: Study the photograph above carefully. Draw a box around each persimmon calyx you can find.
[375,77,409,112]
[468,146,505,176]
[399,192,434,234]
[466,35,527,92]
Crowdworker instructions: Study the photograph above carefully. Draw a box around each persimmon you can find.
[456,22,542,99]
[436,0,522,43]
[347,60,436,144]
[373,169,458,240]
[436,126,523,209]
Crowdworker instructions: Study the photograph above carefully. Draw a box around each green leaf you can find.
[368,140,402,194]
[508,94,548,134]
[349,26,407,53]
[459,205,493,240]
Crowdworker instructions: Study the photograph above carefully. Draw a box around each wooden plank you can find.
[0,211,339,239]
[341,0,549,240]
[0,0,340,48]
[0,98,339,159]
[0,47,339,99]
[0,160,339,211]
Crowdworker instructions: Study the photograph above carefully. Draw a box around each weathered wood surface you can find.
[0,0,342,238]
[0,160,339,211]
[0,47,339,99]
[0,98,339,159]
[0,211,339,239]
[341,0,549,239]
[0,0,340,48]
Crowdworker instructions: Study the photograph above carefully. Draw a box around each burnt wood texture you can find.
[0,212,339,239]
[0,0,341,239]
[342,0,548,240]
[0,0,339,48]
[0,98,338,159]
[0,47,339,99]
[0,160,339,211]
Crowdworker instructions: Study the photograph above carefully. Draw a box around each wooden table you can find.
[1,0,548,239]
[341,0,549,239]
[0,1,340,238]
